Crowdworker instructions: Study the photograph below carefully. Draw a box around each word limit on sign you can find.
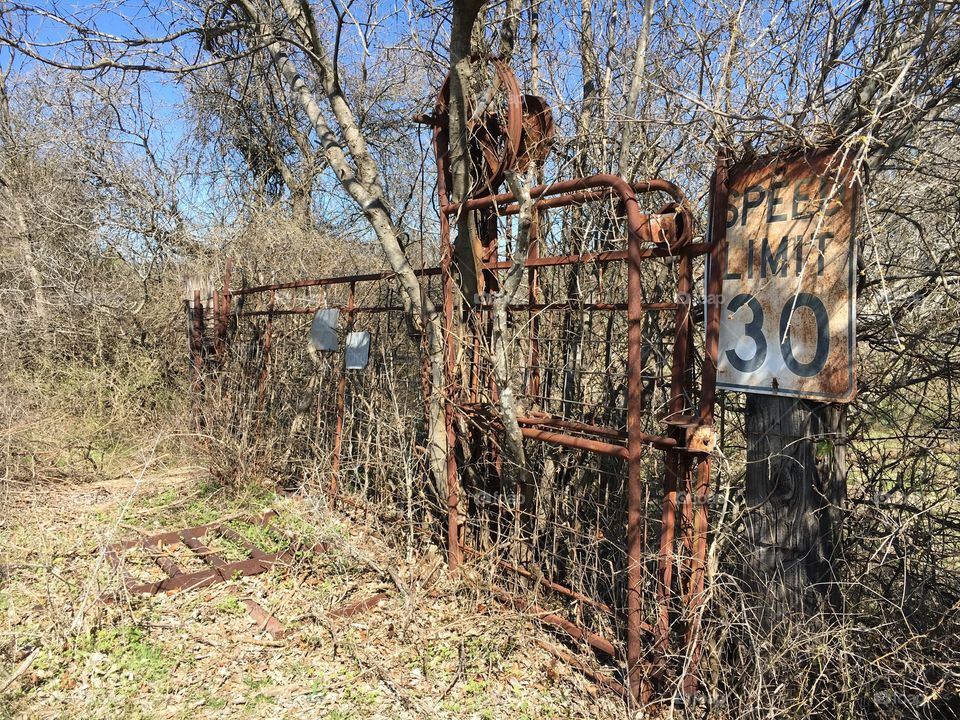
[716,148,858,402]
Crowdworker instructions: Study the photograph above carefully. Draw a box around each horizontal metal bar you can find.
[180,529,227,569]
[533,638,628,697]
[238,305,405,317]
[215,525,272,562]
[520,420,677,452]
[233,267,441,297]
[516,415,627,442]
[506,302,678,313]
[442,175,685,216]
[520,427,629,458]
[494,589,619,657]
[229,244,711,301]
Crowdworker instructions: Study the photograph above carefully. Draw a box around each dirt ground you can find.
[0,467,633,719]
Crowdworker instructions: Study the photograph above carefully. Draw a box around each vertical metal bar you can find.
[186,297,196,429]
[682,156,730,697]
[654,253,693,667]
[680,461,695,571]
[679,274,699,600]
[470,324,481,404]
[440,210,461,570]
[212,289,223,362]
[192,290,205,432]
[700,155,730,425]
[222,258,233,351]
[257,289,276,408]
[681,456,711,698]
[626,210,656,703]
[330,282,355,499]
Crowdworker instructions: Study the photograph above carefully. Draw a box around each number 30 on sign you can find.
[715,148,859,402]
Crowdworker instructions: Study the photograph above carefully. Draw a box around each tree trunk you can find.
[448,0,486,305]
[0,177,46,323]
[743,394,847,626]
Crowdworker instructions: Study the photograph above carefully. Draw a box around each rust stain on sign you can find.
[716,147,858,401]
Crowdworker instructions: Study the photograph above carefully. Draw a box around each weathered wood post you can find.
[744,396,847,622]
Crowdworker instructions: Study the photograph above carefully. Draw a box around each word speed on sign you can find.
[716,148,859,402]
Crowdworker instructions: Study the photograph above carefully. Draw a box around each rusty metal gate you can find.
[186,61,728,704]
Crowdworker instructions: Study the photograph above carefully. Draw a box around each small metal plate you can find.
[345,331,371,370]
[310,309,340,352]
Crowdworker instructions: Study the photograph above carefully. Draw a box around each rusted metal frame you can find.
[501,182,683,217]
[114,527,288,638]
[519,427,629,459]
[123,557,273,595]
[653,253,695,675]
[512,186,664,216]
[520,301,629,312]
[679,158,730,698]
[509,301,678,312]
[229,259,704,318]
[458,182,698,700]
[442,175,687,216]
[256,290,276,408]
[107,511,279,553]
[517,415,679,450]
[699,156,730,426]
[145,541,183,578]
[330,282,356,500]
[104,512,309,597]
[235,294,667,319]
[677,274,700,588]
[491,242,710,268]
[680,456,711,697]
[180,526,229,569]
[216,525,272,562]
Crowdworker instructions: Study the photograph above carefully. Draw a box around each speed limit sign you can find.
[715,148,859,402]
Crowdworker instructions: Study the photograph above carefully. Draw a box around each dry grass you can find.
[0,461,630,720]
